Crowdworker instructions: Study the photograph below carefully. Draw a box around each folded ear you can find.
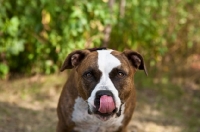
[123,50,148,76]
[60,50,90,72]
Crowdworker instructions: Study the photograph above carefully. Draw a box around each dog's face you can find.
[60,48,147,121]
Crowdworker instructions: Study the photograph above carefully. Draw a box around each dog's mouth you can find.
[95,94,117,121]
[88,90,119,121]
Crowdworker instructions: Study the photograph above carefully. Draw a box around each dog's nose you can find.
[95,90,114,98]
[94,90,115,110]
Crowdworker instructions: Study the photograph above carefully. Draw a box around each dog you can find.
[57,48,148,132]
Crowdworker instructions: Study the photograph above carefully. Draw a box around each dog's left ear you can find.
[123,50,148,76]
[60,49,90,72]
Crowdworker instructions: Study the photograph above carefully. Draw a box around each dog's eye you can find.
[117,71,125,78]
[85,72,93,78]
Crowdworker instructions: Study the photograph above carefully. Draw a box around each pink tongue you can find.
[98,95,115,113]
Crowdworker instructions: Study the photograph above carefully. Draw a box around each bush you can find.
[0,0,199,78]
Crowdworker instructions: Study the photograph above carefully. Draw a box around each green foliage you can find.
[0,63,9,79]
[0,0,110,78]
[0,0,199,78]
[110,0,200,66]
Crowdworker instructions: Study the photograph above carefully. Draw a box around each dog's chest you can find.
[72,97,124,132]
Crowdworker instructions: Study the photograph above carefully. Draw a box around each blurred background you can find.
[0,0,200,132]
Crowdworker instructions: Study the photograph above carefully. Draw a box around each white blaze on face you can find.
[87,50,121,112]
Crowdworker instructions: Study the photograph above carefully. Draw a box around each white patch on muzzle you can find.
[87,50,121,113]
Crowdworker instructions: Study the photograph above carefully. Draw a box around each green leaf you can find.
[0,63,9,78]
[7,17,20,36]
[7,39,25,55]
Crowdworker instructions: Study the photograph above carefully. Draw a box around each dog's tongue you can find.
[98,95,115,113]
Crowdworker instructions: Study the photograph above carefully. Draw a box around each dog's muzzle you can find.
[88,90,123,121]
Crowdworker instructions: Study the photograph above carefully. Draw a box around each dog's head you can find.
[60,48,147,121]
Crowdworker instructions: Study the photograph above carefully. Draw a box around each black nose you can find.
[95,90,114,97]
[94,90,114,109]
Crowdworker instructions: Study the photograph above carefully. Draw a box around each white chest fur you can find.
[72,97,125,132]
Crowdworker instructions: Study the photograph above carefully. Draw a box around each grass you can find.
[0,71,199,132]
[134,71,200,132]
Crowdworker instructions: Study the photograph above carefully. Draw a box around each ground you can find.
[0,72,199,132]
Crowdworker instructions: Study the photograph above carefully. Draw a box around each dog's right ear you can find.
[123,50,148,76]
[60,50,90,72]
